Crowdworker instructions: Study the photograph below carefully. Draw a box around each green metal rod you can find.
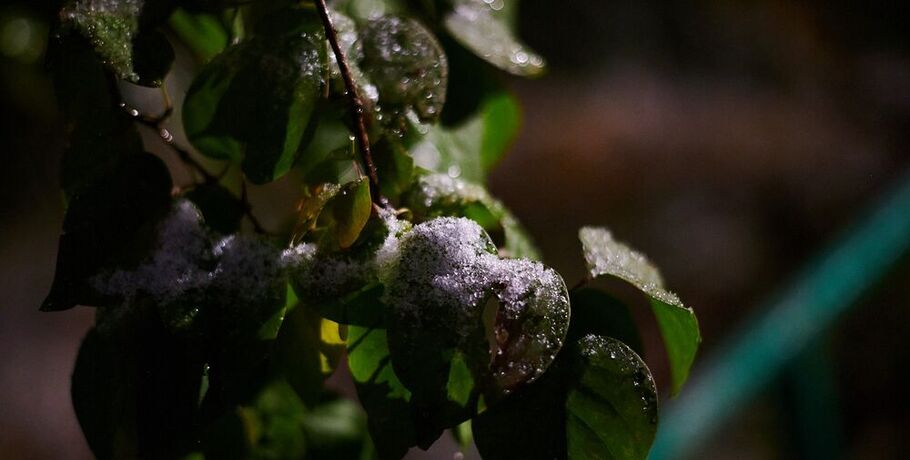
[650,172,910,459]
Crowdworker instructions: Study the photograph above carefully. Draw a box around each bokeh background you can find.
[2,1,909,458]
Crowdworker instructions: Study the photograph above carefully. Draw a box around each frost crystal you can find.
[384,217,568,391]
[61,0,143,81]
[285,207,411,304]
[211,234,286,308]
[92,199,291,332]
[92,199,211,304]
[578,227,684,308]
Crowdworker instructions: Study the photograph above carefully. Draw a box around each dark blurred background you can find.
[2,1,909,458]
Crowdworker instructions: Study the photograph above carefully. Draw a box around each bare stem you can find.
[313,0,385,206]
[121,88,266,233]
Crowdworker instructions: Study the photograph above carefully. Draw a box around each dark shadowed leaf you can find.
[130,29,175,87]
[568,288,643,355]
[59,0,176,85]
[274,289,347,407]
[578,227,701,395]
[46,37,145,198]
[182,8,326,183]
[42,153,173,311]
[72,311,205,460]
[184,183,245,235]
[347,325,425,459]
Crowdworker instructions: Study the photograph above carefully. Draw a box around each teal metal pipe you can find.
[650,172,910,459]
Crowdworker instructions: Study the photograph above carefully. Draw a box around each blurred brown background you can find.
[2,1,910,458]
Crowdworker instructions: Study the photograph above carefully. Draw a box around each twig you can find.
[313,0,385,207]
[120,88,266,233]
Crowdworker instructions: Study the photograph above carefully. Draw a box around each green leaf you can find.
[578,227,701,395]
[403,173,541,260]
[443,0,545,77]
[237,379,310,459]
[333,177,373,248]
[360,16,448,123]
[373,137,416,200]
[182,8,327,183]
[203,379,371,459]
[411,92,520,183]
[72,318,206,460]
[274,303,336,407]
[310,282,386,327]
[59,0,175,85]
[296,106,356,178]
[168,8,229,63]
[473,335,658,460]
[348,325,426,458]
[299,397,370,459]
[42,153,173,311]
[566,335,658,460]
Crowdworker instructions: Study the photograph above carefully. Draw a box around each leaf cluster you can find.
[41,1,701,459]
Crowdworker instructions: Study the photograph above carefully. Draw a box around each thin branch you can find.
[313,0,385,207]
[120,88,266,233]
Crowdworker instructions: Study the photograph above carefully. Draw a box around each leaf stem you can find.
[313,0,385,207]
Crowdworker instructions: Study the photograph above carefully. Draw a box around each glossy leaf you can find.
[444,0,545,77]
[411,92,520,183]
[182,8,327,183]
[578,227,701,395]
[360,16,448,123]
[566,335,658,460]
[474,335,658,460]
